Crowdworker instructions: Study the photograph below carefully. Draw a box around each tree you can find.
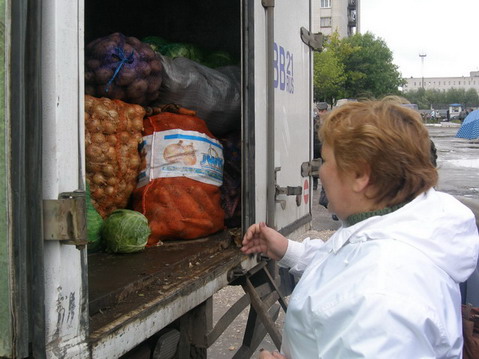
[340,32,405,99]
[464,88,479,109]
[313,32,405,103]
[313,32,351,105]
[402,88,479,109]
[313,46,346,104]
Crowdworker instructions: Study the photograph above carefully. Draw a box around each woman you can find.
[242,100,479,358]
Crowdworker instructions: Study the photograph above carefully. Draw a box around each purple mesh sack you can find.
[85,32,163,106]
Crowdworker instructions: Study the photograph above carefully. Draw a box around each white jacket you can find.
[279,189,479,358]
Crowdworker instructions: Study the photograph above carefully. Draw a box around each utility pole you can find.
[419,53,427,88]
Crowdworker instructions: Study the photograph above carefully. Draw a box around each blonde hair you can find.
[319,100,438,206]
[381,95,411,104]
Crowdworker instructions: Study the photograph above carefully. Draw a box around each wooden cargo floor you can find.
[88,230,244,332]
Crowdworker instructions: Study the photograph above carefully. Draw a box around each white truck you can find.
[0,0,322,357]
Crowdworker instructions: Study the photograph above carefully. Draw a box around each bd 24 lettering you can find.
[273,42,294,94]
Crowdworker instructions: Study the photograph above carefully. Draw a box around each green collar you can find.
[345,202,408,227]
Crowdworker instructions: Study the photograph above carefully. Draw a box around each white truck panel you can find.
[41,0,87,355]
[253,0,313,231]
[273,0,312,230]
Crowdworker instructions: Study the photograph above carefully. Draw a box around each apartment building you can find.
[312,0,360,37]
[403,71,479,93]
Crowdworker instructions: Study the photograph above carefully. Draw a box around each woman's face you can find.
[319,143,359,221]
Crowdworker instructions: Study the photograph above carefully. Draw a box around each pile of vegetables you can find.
[85,33,163,106]
[102,209,150,254]
[142,36,236,69]
[85,95,145,218]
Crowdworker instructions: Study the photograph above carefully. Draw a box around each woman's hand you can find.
[241,222,288,261]
[259,349,287,359]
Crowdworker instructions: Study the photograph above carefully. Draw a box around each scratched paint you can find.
[67,292,76,323]
[56,287,66,330]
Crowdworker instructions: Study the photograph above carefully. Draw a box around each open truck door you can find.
[1,1,88,357]
[248,0,316,234]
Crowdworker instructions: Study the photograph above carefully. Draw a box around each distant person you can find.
[243,100,479,359]
[312,102,328,190]
[447,109,450,121]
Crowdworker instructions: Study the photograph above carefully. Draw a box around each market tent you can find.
[456,109,479,140]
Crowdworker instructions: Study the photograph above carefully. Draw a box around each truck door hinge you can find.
[43,190,87,249]
[301,159,322,178]
[274,167,302,209]
[300,27,323,52]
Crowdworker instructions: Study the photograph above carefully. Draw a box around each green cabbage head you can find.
[102,209,150,254]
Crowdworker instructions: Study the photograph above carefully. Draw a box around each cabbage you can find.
[161,43,204,63]
[102,209,150,254]
[142,36,168,53]
[86,183,104,252]
[204,50,234,68]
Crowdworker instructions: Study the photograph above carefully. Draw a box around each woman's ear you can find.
[352,165,371,193]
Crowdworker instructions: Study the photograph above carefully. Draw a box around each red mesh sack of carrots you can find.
[133,106,225,245]
[85,95,145,218]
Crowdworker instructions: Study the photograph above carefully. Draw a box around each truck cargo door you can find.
[3,1,88,358]
[1,1,45,357]
[272,1,312,231]
[248,0,312,233]
[39,1,89,357]
[1,3,14,356]
[0,1,65,357]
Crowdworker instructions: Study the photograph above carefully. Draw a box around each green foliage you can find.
[314,32,405,104]
[313,47,346,103]
[465,88,479,107]
[402,87,479,110]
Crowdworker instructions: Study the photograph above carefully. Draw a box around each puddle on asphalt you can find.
[448,159,479,168]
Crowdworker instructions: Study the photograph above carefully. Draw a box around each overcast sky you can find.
[360,0,479,79]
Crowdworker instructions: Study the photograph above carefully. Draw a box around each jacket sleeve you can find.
[279,237,326,277]
[310,292,453,358]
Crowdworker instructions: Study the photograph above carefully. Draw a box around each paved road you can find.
[208,123,479,358]
[428,124,479,199]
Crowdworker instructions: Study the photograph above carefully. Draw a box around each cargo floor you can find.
[88,230,244,333]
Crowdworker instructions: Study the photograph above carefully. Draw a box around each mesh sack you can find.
[85,32,163,106]
[85,95,145,217]
[133,108,225,245]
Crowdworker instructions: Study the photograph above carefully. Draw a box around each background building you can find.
[312,0,360,37]
[403,71,479,93]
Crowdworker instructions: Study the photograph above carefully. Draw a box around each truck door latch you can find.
[301,159,321,177]
[274,167,302,209]
[275,186,302,196]
[43,190,87,249]
[300,27,323,52]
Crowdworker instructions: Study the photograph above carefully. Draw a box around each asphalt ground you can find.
[428,124,479,200]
